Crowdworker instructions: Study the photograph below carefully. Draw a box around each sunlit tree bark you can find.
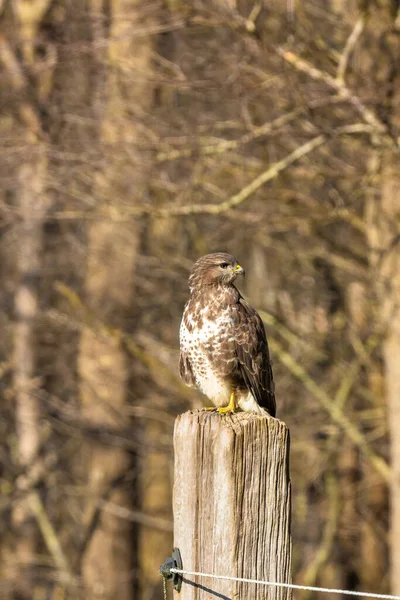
[2,0,53,596]
[79,2,153,599]
[368,162,400,592]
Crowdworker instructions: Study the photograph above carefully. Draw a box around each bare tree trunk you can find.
[138,212,183,599]
[338,441,359,585]
[360,464,387,589]
[1,0,53,595]
[79,2,153,599]
[379,167,400,594]
[12,151,49,599]
[139,416,172,600]
[79,222,138,600]
[367,159,400,593]
[346,281,388,589]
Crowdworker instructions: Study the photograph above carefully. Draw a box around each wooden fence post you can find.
[173,410,292,600]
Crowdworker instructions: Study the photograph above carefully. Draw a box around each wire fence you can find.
[169,568,400,600]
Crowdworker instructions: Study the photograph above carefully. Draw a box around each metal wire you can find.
[170,568,400,600]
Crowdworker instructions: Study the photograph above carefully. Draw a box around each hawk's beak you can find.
[234,264,245,276]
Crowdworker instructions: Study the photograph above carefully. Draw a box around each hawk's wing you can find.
[179,352,196,387]
[233,297,276,417]
[179,306,197,388]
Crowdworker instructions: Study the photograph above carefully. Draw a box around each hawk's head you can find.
[188,252,244,291]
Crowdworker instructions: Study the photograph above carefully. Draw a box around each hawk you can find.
[179,252,276,416]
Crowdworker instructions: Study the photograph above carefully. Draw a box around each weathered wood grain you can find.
[173,410,292,600]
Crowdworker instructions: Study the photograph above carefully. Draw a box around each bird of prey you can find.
[179,252,276,417]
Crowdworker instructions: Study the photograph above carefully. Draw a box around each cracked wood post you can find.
[173,410,292,600]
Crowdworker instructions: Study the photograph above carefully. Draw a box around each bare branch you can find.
[336,15,367,85]
[99,500,173,532]
[52,283,195,400]
[153,126,370,216]
[52,124,373,222]
[28,491,73,581]
[163,134,327,216]
[156,108,304,162]
[258,309,328,361]
[11,0,53,65]
[276,46,390,138]
[268,335,390,481]
[12,0,52,25]
[0,35,42,134]
[0,34,26,90]
[334,334,381,410]
[245,0,262,32]
[302,472,340,588]
[156,96,343,163]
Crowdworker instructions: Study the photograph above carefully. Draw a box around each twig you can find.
[258,309,328,361]
[28,491,73,581]
[0,34,25,89]
[156,95,346,164]
[276,46,389,137]
[334,333,381,410]
[53,283,194,399]
[157,134,327,216]
[268,335,390,480]
[336,15,367,85]
[76,473,127,570]
[99,500,173,532]
[0,35,42,134]
[246,0,262,32]
[156,108,304,162]
[302,471,340,589]
[52,124,372,222]
[50,136,326,220]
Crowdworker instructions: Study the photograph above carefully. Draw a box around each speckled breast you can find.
[180,298,236,405]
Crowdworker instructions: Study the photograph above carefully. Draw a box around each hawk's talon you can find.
[216,406,238,414]
[204,406,217,412]
[216,391,237,414]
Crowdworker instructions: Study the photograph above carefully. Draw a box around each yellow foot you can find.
[204,406,217,411]
[216,392,238,414]
[217,406,236,414]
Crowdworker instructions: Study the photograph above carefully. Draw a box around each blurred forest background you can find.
[1,0,400,599]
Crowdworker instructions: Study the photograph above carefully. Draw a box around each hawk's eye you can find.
[219,262,230,269]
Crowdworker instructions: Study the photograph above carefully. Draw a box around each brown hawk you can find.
[179,252,276,416]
